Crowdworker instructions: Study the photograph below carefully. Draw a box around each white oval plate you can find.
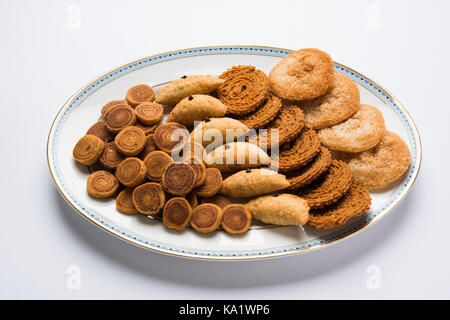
[47,45,421,260]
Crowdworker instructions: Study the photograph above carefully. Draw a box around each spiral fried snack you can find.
[182,156,207,187]
[134,121,159,136]
[138,134,157,160]
[161,163,196,196]
[73,134,105,166]
[135,102,164,125]
[195,168,223,197]
[236,93,282,129]
[286,147,332,189]
[201,194,231,210]
[115,157,147,187]
[217,65,270,116]
[143,150,173,182]
[180,141,206,162]
[190,203,223,233]
[86,121,114,143]
[275,128,321,172]
[87,170,119,198]
[258,105,305,149]
[104,104,136,133]
[296,160,352,209]
[116,188,138,214]
[126,84,155,107]
[221,204,252,234]
[114,126,146,156]
[101,100,129,118]
[163,197,193,231]
[153,122,189,154]
[100,142,126,169]
[308,183,371,230]
[132,182,166,215]
[186,192,198,209]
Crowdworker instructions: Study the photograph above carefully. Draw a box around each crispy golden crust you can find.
[217,65,270,115]
[156,75,224,106]
[269,48,334,101]
[246,194,309,226]
[221,204,252,234]
[195,168,223,197]
[275,128,321,172]
[163,197,192,231]
[236,93,282,129]
[126,84,155,107]
[87,170,119,198]
[220,168,290,198]
[251,105,305,149]
[318,104,385,152]
[298,73,360,129]
[73,134,105,166]
[116,188,138,214]
[135,102,164,125]
[295,160,352,209]
[190,203,223,233]
[286,147,332,189]
[132,182,166,215]
[336,131,411,190]
[190,117,249,148]
[308,183,371,230]
[167,94,227,126]
[115,157,147,187]
[86,121,114,143]
[205,142,270,173]
[114,126,146,156]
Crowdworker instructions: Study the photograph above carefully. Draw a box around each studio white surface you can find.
[0,0,447,299]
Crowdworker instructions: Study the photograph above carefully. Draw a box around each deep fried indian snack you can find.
[201,194,231,210]
[104,104,136,133]
[156,75,224,106]
[190,203,223,233]
[194,168,223,197]
[221,204,252,234]
[163,197,193,231]
[86,121,114,143]
[101,100,129,118]
[73,134,105,166]
[87,170,119,198]
[138,134,157,160]
[115,157,147,187]
[116,188,138,214]
[161,163,197,196]
[126,84,155,107]
[132,182,166,215]
[217,65,270,116]
[114,126,146,156]
[143,150,173,182]
[100,142,125,169]
[135,102,164,125]
[153,122,189,154]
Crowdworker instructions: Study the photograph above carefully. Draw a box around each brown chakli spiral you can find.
[100,142,125,169]
[132,182,166,215]
[153,122,189,154]
[135,102,164,125]
[143,150,173,182]
[115,157,147,187]
[163,197,192,231]
[138,134,157,160]
[126,84,155,107]
[221,204,252,234]
[104,104,136,133]
[252,105,305,149]
[286,147,332,189]
[114,126,146,156]
[308,183,371,230]
[295,160,353,209]
[86,121,114,143]
[194,168,223,197]
[101,100,128,118]
[236,92,282,129]
[161,163,196,196]
[201,194,231,210]
[276,128,321,172]
[190,203,223,233]
[73,134,105,166]
[87,170,119,198]
[217,65,270,116]
[116,188,138,214]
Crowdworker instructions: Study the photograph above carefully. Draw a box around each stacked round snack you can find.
[73,49,411,234]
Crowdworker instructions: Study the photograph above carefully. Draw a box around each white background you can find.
[0,0,448,299]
